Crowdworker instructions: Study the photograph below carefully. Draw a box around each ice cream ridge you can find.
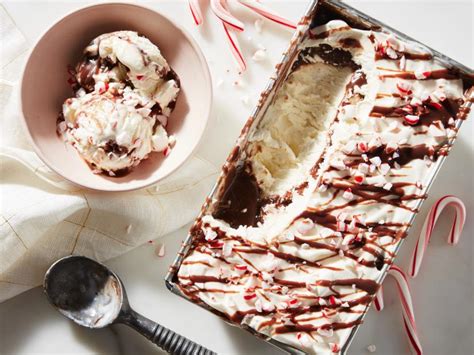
[176,20,471,354]
[58,31,180,176]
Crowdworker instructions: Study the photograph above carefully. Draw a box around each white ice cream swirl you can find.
[59,31,180,175]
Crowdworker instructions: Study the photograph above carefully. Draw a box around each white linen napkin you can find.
[0,6,219,303]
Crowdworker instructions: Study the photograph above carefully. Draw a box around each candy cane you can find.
[374,287,384,311]
[237,0,297,29]
[374,265,423,355]
[222,22,247,72]
[188,0,204,26]
[211,0,245,32]
[410,195,466,278]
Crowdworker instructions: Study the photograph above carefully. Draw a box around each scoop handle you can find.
[119,308,216,355]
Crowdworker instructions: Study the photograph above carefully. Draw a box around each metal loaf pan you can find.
[166,1,474,353]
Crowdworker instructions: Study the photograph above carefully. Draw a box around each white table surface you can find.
[0,1,472,354]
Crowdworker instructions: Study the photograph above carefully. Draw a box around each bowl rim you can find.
[19,1,213,192]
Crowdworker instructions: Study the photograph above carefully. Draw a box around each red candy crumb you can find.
[243,293,256,301]
[404,114,420,125]
[331,343,340,353]
[354,173,364,184]
[396,82,412,96]
[357,142,368,153]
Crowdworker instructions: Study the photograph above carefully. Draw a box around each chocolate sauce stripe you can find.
[296,309,364,323]
[299,209,406,239]
[274,278,378,295]
[182,260,213,268]
[274,319,362,334]
[179,274,375,329]
[199,225,344,271]
[312,248,391,270]
[319,187,419,213]
[375,51,432,61]
[378,68,460,80]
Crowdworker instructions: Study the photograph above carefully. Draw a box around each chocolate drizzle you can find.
[339,38,362,49]
[379,68,459,80]
[75,58,99,93]
[103,140,128,155]
[346,143,440,168]
[370,98,462,127]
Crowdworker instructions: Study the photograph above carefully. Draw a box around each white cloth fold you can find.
[0,6,218,303]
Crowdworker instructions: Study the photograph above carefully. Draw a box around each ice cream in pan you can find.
[175,20,472,354]
[58,31,180,176]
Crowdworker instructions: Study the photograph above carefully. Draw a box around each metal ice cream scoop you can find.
[43,255,216,355]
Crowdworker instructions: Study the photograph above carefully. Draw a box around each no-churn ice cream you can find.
[175,20,471,354]
[58,31,180,176]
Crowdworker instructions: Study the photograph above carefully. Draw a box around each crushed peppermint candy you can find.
[357,141,369,153]
[252,49,267,62]
[240,95,250,105]
[404,114,420,125]
[358,163,369,174]
[318,184,328,192]
[330,343,340,353]
[243,293,257,301]
[354,173,365,184]
[155,243,166,257]
[262,302,275,312]
[343,188,354,200]
[317,327,334,337]
[296,332,312,347]
[234,264,248,271]
[337,220,347,232]
[296,218,314,234]
[287,298,301,308]
[331,160,347,170]
[369,156,382,167]
[414,69,430,79]
[379,163,391,175]
[205,229,218,241]
[367,344,377,353]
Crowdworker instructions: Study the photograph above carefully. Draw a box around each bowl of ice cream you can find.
[20,3,212,191]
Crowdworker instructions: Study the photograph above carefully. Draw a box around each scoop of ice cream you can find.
[61,92,170,174]
[81,31,180,116]
[59,31,180,175]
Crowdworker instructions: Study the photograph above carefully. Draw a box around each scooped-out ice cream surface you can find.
[58,31,180,176]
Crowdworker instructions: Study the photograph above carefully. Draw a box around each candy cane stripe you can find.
[223,23,246,71]
[211,0,245,32]
[188,0,203,25]
[374,287,384,311]
[374,265,422,355]
[410,195,466,277]
[237,0,297,29]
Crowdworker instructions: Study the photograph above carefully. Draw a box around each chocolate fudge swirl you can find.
[176,20,471,354]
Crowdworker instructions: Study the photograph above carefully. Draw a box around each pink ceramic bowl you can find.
[21,3,212,192]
